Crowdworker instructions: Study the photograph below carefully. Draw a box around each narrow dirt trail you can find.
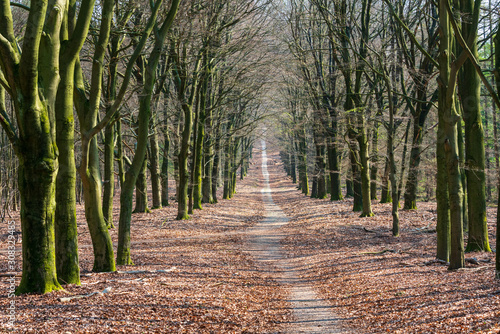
[245,140,343,334]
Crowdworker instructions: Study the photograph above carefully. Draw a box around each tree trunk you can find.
[297,129,309,195]
[211,128,221,203]
[404,100,428,210]
[346,178,354,198]
[79,138,116,272]
[350,147,363,212]
[134,157,149,213]
[149,116,162,209]
[161,132,170,207]
[17,122,62,294]
[438,0,464,269]
[102,124,115,228]
[436,120,451,262]
[223,141,232,200]
[380,159,391,203]
[201,110,214,204]
[313,140,327,199]
[358,129,373,217]
[291,138,297,184]
[54,57,80,285]
[202,139,213,203]
[193,72,206,210]
[459,0,490,252]
[177,103,193,219]
[370,124,379,200]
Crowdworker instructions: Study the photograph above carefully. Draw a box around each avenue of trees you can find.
[275,0,500,277]
[1,0,500,295]
[0,0,272,294]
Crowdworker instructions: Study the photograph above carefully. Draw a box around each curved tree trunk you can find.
[79,138,116,272]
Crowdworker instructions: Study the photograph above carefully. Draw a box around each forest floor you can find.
[0,139,499,333]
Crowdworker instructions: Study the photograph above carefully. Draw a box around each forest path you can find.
[245,140,343,334]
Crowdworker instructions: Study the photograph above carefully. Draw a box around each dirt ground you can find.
[0,142,499,333]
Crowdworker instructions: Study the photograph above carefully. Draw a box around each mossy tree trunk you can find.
[313,139,327,199]
[370,123,379,201]
[161,128,170,207]
[291,138,298,184]
[223,137,232,200]
[380,160,391,203]
[134,157,149,213]
[438,0,464,270]
[117,1,181,263]
[73,0,119,272]
[349,146,363,212]
[102,36,121,229]
[404,97,432,210]
[458,0,490,253]
[172,49,202,220]
[358,126,373,217]
[211,124,221,203]
[102,123,115,228]
[193,54,209,209]
[297,125,309,196]
[494,13,500,279]
[0,0,97,293]
[53,0,96,285]
[149,113,162,210]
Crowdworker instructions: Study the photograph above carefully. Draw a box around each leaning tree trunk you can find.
[358,127,373,217]
[117,82,154,264]
[117,3,181,261]
[404,98,430,210]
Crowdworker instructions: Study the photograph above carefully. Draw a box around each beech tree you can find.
[0,0,96,293]
[115,0,180,265]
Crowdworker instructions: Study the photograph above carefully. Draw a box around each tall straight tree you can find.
[54,0,98,285]
[171,39,202,220]
[116,0,181,264]
[456,0,491,253]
